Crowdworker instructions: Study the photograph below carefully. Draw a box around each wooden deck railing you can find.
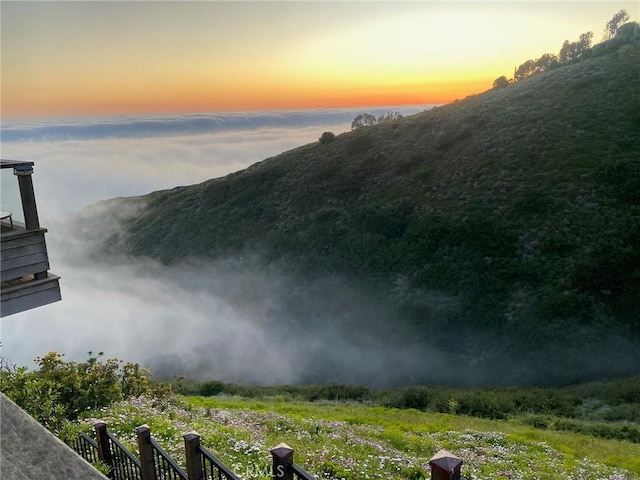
[183,431,241,480]
[95,421,142,480]
[271,443,316,480]
[74,421,464,480]
[0,159,61,317]
[291,463,317,480]
[73,432,100,465]
[137,425,188,480]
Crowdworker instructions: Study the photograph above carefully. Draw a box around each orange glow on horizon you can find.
[2,76,491,119]
[6,2,631,121]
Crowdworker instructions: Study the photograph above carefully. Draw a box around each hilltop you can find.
[76,27,640,386]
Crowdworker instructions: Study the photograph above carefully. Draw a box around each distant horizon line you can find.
[1,104,441,143]
[2,102,445,124]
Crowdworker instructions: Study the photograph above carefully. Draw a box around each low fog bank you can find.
[3,211,638,388]
[1,106,431,142]
[0,215,455,388]
[2,124,349,221]
[1,106,432,220]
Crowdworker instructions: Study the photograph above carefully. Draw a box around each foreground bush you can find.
[0,351,165,433]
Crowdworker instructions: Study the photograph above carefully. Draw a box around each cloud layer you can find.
[1,107,429,220]
[2,218,446,387]
[1,107,444,386]
[2,106,429,142]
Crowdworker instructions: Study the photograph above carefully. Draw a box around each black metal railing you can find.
[291,463,317,480]
[73,432,100,465]
[271,444,320,480]
[199,444,241,480]
[73,421,444,480]
[106,429,142,480]
[148,436,188,480]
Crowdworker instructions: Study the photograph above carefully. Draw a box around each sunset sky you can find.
[2,1,637,119]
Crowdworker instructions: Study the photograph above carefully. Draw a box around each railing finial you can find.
[429,449,463,480]
[271,443,294,480]
[136,424,154,480]
[184,430,203,480]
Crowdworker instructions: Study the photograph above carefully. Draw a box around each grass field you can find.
[76,394,640,480]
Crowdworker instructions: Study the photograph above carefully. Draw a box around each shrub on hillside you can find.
[199,380,225,397]
[602,403,640,423]
[319,131,336,144]
[390,386,437,410]
[605,376,640,404]
[351,113,377,130]
[554,417,640,443]
[0,352,157,433]
[306,383,372,402]
[0,360,65,432]
[455,390,512,419]
[172,375,203,395]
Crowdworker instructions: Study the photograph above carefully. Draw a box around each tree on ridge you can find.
[605,9,629,39]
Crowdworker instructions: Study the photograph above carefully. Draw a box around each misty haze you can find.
[2,107,453,387]
[4,101,637,389]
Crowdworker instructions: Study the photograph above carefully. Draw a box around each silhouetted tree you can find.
[535,53,559,71]
[513,52,560,82]
[319,131,336,144]
[559,32,593,63]
[577,31,594,55]
[559,40,575,63]
[377,111,403,123]
[492,75,510,89]
[351,113,377,130]
[514,59,537,81]
[605,9,629,39]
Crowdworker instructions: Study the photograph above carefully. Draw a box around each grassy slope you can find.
[200,397,640,474]
[173,374,640,434]
[74,394,640,478]
[85,31,640,385]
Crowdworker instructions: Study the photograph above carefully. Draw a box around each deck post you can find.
[183,430,203,480]
[14,164,40,231]
[271,443,294,480]
[136,424,156,480]
[429,449,463,480]
[94,421,114,478]
[14,164,48,279]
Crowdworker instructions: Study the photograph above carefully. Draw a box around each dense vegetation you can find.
[4,353,639,443]
[170,374,640,444]
[76,23,640,386]
[3,353,639,477]
[0,352,166,434]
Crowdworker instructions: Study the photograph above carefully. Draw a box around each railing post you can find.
[14,164,40,231]
[184,430,203,480]
[271,443,294,480]
[136,424,156,480]
[94,421,115,479]
[13,164,48,279]
[429,449,463,480]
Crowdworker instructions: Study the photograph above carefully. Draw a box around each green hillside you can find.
[69,395,640,479]
[81,28,640,386]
